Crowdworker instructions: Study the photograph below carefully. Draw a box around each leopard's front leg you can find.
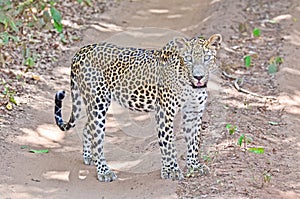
[182,90,209,176]
[156,99,183,180]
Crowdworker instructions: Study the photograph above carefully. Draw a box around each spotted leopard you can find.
[54,34,222,182]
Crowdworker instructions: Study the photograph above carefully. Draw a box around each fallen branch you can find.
[222,71,277,100]
[222,71,238,80]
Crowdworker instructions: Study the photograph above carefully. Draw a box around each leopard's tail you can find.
[54,90,74,131]
[54,78,82,131]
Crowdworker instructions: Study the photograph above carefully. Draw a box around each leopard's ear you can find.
[173,37,189,49]
[207,34,222,50]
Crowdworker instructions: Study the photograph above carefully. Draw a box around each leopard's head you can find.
[175,34,222,88]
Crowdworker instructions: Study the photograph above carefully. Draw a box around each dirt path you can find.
[0,0,299,198]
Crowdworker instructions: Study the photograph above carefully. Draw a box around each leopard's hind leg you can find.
[82,123,93,165]
[82,72,117,182]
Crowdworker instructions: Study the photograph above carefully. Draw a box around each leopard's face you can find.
[175,34,222,88]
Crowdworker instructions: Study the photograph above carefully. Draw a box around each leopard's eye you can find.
[204,55,211,61]
[185,55,193,62]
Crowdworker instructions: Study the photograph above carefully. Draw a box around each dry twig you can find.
[222,71,277,100]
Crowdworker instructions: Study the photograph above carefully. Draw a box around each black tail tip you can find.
[56,90,66,101]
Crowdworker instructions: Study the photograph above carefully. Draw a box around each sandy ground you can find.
[0,0,299,198]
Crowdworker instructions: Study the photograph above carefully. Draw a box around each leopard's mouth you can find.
[192,81,207,89]
[191,78,207,89]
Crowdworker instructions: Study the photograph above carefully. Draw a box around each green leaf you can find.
[0,13,18,32]
[0,18,8,29]
[229,127,236,135]
[253,28,261,37]
[50,7,63,33]
[0,0,12,10]
[268,63,278,74]
[225,124,237,135]
[9,18,18,32]
[50,7,62,23]
[275,56,283,64]
[0,31,19,44]
[225,124,232,129]
[21,145,29,149]
[11,35,19,42]
[248,147,265,154]
[237,134,245,146]
[49,0,55,6]
[244,55,251,68]
[0,32,9,44]
[53,20,63,33]
[29,149,49,153]
[9,95,17,105]
[24,57,35,67]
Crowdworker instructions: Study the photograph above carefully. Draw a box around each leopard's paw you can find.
[97,171,117,182]
[83,156,93,165]
[161,168,184,180]
[186,164,210,178]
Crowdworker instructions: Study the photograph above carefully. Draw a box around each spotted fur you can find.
[54,34,222,182]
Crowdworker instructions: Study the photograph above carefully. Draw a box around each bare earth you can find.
[0,0,299,198]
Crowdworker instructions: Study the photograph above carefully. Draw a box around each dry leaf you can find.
[32,75,41,81]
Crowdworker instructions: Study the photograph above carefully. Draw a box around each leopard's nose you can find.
[193,76,204,81]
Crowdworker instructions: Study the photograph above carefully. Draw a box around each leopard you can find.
[54,33,222,182]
